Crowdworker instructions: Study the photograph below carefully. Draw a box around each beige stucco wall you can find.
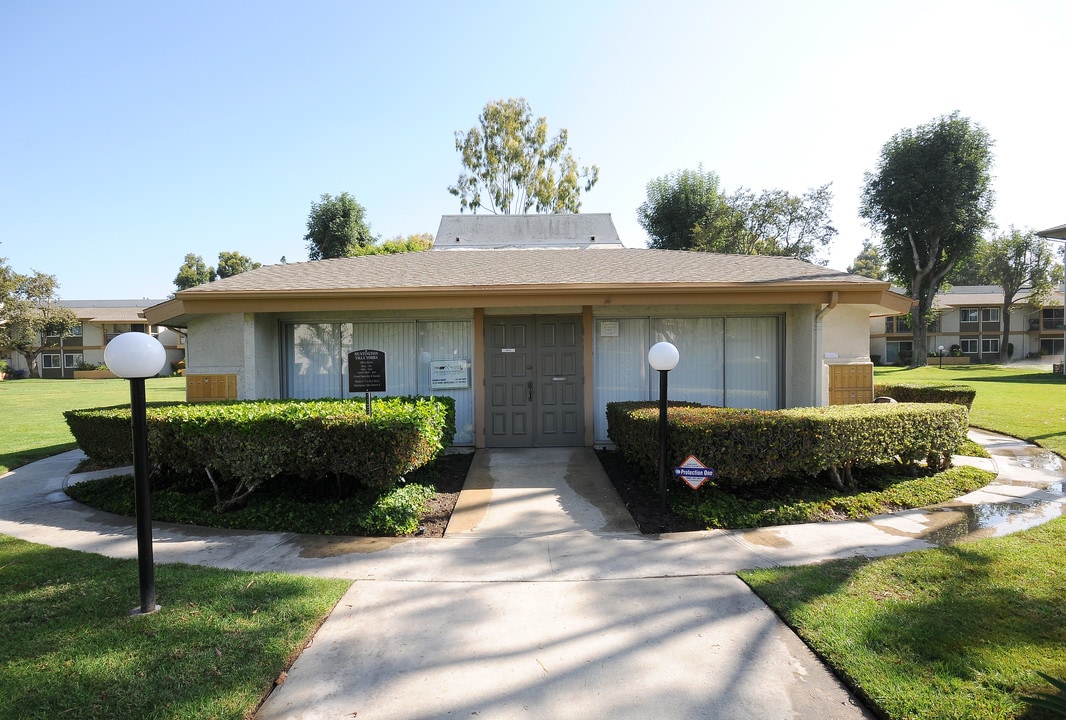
[245,313,279,399]
[186,313,246,387]
[823,305,875,360]
[184,301,872,413]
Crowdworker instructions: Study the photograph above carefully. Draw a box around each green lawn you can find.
[4,370,1065,718]
[0,377,355,720]
[0,377,185,473]
[741,363,1066,718]
[875,364,1066,457]
[0,534,350,720]
[741,516,1066,719]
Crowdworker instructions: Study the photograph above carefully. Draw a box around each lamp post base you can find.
[128,604,161,617]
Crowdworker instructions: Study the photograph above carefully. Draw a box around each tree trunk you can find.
[911,299,930,367]
[18,349,40,377]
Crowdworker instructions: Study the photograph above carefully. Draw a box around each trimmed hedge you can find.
[873,382,976,409]
[64,396,455,503]
[607,401,969,490]
[62,402,185,468]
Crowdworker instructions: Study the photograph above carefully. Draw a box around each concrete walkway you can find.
[0,430,1062,719]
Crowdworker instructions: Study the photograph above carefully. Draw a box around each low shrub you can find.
[64,396,454,507]
[63,402,185,467]
[675,464,994,529]
[607,401,969,490]
[873,382,976,409]
[66,472,437,536]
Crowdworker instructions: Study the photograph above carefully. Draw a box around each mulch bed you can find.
[594,449,704,534]
[415,452,474,538]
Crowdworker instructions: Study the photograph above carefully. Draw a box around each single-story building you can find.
[144,214,910,448]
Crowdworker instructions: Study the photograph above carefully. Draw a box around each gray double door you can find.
[484,315,584,447]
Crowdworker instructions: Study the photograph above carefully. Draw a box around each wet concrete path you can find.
[0,429,1062,719]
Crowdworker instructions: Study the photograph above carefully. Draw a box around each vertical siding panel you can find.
[651,318,725,406]
[725,317,780,410]
[417,321,475,446]
[593,318,649,443]
[344,322,417,398]
[287,323,342,399]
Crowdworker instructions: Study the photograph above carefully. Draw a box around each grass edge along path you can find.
[0,377,186,474]
[0,534,351,720]
[740,515,1066,719]
[875,364,1066,459]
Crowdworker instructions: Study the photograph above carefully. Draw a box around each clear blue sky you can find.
[3,0,1064,300]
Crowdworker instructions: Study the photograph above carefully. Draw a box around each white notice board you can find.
[431,360,470,389]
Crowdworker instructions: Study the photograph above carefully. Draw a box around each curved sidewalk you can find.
[0,430,1062,720]
[1,430,1061,583]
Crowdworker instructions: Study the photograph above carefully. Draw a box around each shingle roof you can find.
[77,307,150,322]
[177,248,879,295]
[932,286,1065,309]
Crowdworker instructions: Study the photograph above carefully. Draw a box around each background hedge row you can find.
[607,401,969,490]
[873,382,976,409]
[64,396,455,502]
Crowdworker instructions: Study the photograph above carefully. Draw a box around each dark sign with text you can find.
[348,349,386,393]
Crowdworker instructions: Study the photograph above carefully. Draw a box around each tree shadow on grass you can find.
[949,371,1066,385]
[0,537,348,720]
[742,519,1066,719]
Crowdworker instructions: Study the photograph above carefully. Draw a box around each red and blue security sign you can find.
[674,455,715,490]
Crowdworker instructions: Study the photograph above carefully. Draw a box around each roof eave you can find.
[147,280,901,325]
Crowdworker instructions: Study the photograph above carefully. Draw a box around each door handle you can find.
[528,380,534,401]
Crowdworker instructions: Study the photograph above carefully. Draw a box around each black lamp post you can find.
[104,331,167,616]
[647,341,679,531]
[938,345,945,369]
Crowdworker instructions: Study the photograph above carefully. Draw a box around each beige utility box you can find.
[186,373,238,402]
[827,360,874,405]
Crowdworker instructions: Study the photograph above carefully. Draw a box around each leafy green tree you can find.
[449,98,599,214]
[350,233,434,256]
[216,251,262,279]
[637,168,836,262]
[174,253,216,290]
[848,240,887,280]
[0,260,79,376]
[723,184,836,263]
[304,192,374,260]
[860,112,995,366]
[980,227,1059,362]
[944,237,990,286]
[638,167,734,251]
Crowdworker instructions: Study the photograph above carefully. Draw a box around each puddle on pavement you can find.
[1005,479,1065,493]
[1012,450,1063,472]
[921,499,1065,546]
[741,528,792,548]
[295,535,408,558]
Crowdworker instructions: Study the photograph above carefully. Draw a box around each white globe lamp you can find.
[104,331,167,378]
[104,331,167,615]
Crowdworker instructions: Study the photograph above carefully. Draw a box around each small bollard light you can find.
[648,341,679,532]
[104,331,167,616]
